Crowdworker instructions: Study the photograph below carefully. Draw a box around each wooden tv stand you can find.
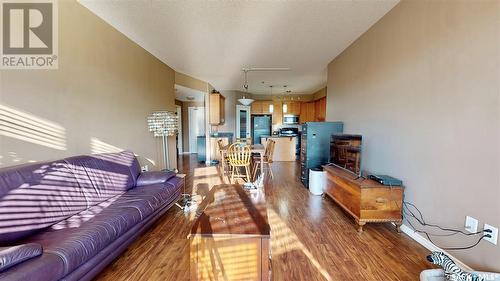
[323,165,403,233]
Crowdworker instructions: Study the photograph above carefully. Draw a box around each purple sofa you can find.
[0,151,183,281]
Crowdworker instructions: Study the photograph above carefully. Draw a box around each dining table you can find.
[220,143,266,181]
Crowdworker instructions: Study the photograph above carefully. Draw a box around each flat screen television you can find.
[330,134,362,175]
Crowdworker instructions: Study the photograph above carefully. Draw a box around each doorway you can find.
[188,107,205,153]
[176,105,182,153]
[236,105,251,139]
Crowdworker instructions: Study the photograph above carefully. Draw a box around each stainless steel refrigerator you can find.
[252,115,272,145]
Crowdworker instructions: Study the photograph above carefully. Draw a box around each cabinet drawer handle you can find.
[375,198,388,204]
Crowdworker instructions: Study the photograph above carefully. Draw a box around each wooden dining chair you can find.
[217,139,230,176]
[252,139,275,180]
[227,143,252,183]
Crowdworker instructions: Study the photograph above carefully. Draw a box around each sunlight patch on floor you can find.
[268,208,333,281]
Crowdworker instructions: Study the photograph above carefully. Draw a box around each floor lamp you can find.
[147,111,178,171]
[147,111,192,209]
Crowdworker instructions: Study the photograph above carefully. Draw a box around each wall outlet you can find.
[141,165,149,172]
[484,224,498,245]
[465,216,478,233]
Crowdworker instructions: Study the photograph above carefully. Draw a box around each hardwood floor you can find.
[94,155,433,281]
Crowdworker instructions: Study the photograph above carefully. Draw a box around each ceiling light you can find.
[238,69,254,106]
[269,86,274,113]
[282,85,289,113]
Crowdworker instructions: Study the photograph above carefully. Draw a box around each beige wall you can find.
[327,0,499,271]
[175,72,208,93]
[0,0,177,170]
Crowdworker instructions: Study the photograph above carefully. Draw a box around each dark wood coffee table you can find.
[189,184,270,281]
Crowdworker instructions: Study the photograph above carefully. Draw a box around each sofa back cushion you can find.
[63,151,141,204]
[0,161,86,245]
[0,151,141,245]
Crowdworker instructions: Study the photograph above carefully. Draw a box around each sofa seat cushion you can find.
[24,182,180,276]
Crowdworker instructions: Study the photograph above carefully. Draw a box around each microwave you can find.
[283,114,299,125]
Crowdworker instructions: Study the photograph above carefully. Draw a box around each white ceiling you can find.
[80,0,399,94]
[175,84,205,102]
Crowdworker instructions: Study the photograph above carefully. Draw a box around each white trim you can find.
[204,91,210,164]
[236,105,251,139]
[400,224,473,271]
[176,105,183,153]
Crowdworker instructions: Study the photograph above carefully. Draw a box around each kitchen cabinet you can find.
[297,97,327,123]
[251,100,273,114]
[261,101,273,114]
[251,101,262,114]
[315,97,326,121]
[209,93,225,125]
[300,102,315,123]
[282,101,301,115]
[272,101,282,125]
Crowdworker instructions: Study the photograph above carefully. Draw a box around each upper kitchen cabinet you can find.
[282,101,301,115]
[251,100,273,114]
[315,97,326,121]
[300,102,316,123]
[272,101,282,125]
[209,92,225,125]
[261,101,273,114]
[251,101,263,114]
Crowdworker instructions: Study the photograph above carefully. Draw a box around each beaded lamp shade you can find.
[147,111,178,137]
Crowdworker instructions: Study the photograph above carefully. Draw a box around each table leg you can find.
[356,220,366,233]
[221,151,225,176]
[260,151,264,181]
[396,222,402,233]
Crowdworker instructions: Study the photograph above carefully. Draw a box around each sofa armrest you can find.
[0,243,43,272]
[136,171,176,187]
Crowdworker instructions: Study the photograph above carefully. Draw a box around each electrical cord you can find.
[403,208,486,237]
[402,200,492,250]
[403,201,490,235]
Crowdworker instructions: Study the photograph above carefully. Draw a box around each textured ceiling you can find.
[80,0,399,94]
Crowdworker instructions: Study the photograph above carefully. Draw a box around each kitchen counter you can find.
[261,136,296,162]
[260,135,299,138]
[197,133,233,163]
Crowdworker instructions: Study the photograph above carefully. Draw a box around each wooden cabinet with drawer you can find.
[323,165,403,232]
